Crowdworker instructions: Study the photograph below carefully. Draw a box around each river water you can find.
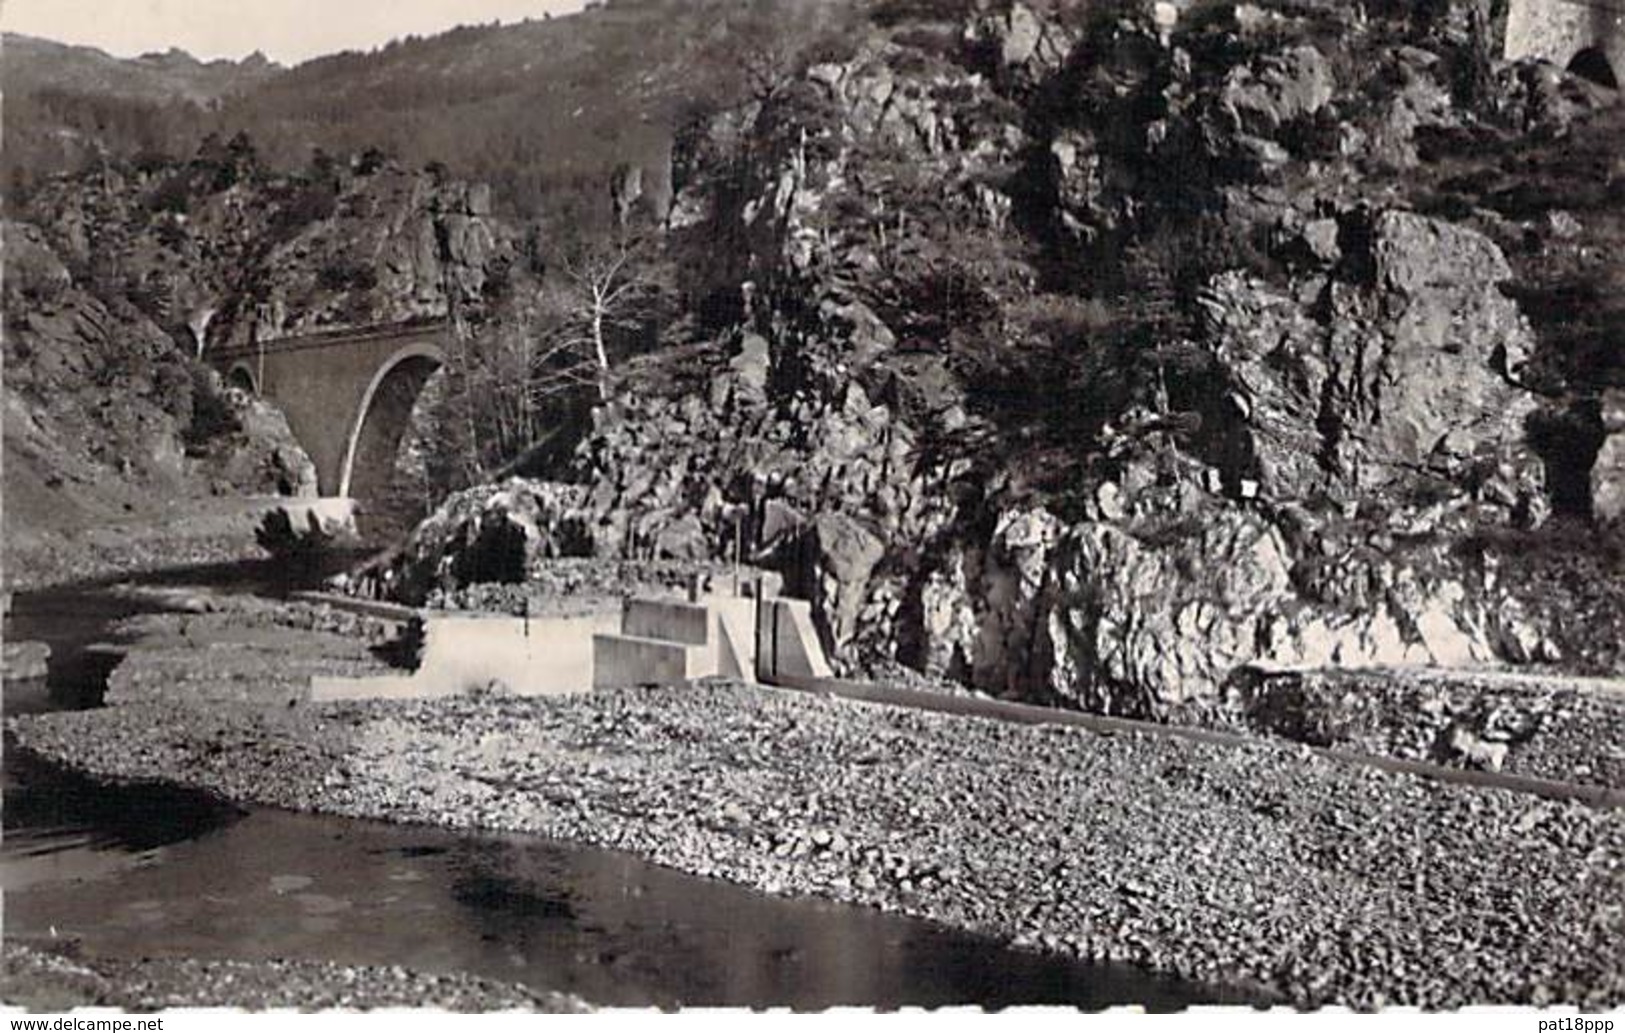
[2,566,1242,1009]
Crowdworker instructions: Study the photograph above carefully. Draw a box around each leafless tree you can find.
[545,236,662,401]
[187,303,218,359]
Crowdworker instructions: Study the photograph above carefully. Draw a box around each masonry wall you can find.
[1505,0,1625,83]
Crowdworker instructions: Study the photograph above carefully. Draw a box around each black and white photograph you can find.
[1,0,1623,1018]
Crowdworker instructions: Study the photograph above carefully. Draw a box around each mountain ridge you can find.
[2,0,859,221]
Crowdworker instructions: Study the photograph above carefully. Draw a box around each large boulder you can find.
[966,2,1078,83]
[1041,509,1295,714]
[811,511,887,657]
[202,387,319,497]
[387,479,592,604]
[1197,210,1543,521]
[1217,44,1336,138]
[1593,390,1625,524]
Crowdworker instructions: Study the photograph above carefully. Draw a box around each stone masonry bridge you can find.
[1506,0,1625,87]
[209,321,446,503]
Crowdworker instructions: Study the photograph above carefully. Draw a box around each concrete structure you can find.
[593,595,756,689]
[311,606,622,702]
[1505,0,1625,87]
[209,321,446,503]
[309,587,833,701]
[756,597,835,682]
[593,592,834,689]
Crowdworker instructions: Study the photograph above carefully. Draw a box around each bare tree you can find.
[470,296,600,461]
[187,302,218,359]
[545,237,662,401]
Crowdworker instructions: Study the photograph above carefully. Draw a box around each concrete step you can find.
[759,597,834,679]
[622,598,711,646]
[593,632,704,689]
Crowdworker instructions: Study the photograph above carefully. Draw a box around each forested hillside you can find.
[3,0,857,224]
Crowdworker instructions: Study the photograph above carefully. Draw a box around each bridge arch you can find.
[1568,46,1619,89]
[337,342,446,502]
[226,362,258,395]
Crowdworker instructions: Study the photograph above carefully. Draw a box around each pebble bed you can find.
[1,943,589,1011]
[1219,667,1625,789]
[101,607,395,707]
[12,681,1625,1010]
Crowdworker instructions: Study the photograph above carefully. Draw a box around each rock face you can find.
[5,151,512,585]
[23,157,516,349]
[373,0,1625,714]
[2,217,320,576]
[1196,210,1543,520]
[1217,44,1336,139]
[967,1,1079,85]
[192,382,320,496]
[388,479,594,604]
[1593,390,1625,524]
[3,219,195,490]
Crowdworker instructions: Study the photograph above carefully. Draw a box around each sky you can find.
[2,0,591,65]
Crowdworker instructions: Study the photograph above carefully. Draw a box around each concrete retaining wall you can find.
[311,610,619,701]
[312,589,833,700]
[757,598,834,681]
[591,634,700,688]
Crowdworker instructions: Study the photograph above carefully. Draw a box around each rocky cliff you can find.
[3,145,515,584]
[22,144,516,349]
[385,0,1625,717]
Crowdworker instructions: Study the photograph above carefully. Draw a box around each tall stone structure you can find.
[1504,0,1624,86]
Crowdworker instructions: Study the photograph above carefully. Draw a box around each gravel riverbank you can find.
[1,943,589,1011]
[2,505,274,594]
[12,680,1625,1009]
[1218,667,1625,790]
[100,596,400,706]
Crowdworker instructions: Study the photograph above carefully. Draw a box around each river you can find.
[2,564,1242,1009]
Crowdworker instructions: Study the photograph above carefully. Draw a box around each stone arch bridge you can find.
[209,321,446,504]
[1505,0,1625,88]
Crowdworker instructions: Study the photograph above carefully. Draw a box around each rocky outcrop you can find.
[22,156,516,350]
[232,174,507,344]
[3,219,319,550]
[1196,209,1544,521]
[362,1,1625,716]
[883,494,1558,716]
[966,1,1079,86]
[387,479,594,604]
[1216,43,1336,141]
[1594,390,1625,524]
[3,220,194,489]
[193,382,319,496]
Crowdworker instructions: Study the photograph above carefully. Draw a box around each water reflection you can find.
[5,801,1236,1009]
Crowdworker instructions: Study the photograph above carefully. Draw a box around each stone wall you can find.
[1505,0,1625,84]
